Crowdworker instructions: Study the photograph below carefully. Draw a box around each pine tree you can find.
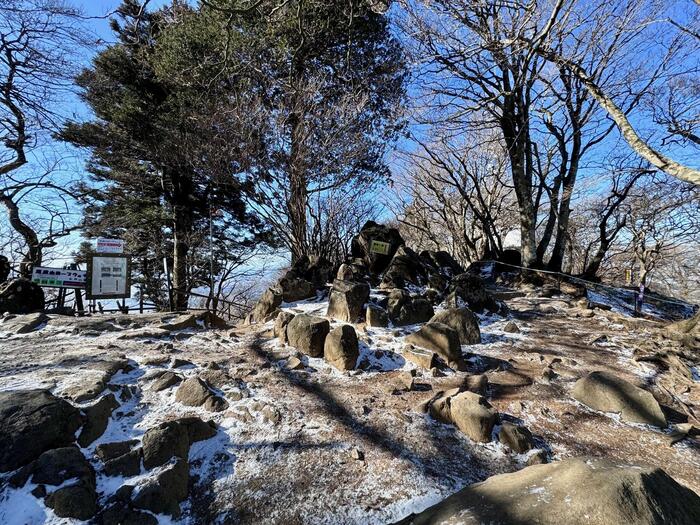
[61,1,274,309]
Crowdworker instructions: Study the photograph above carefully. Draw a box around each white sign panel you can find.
[87,255,131,299]
[31,267,86,288]
[96,238,125,254]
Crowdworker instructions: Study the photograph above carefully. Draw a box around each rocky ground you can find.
[0,277,698,524]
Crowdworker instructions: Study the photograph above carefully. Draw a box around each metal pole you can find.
[163,257,173,312]
[209,205,214,310]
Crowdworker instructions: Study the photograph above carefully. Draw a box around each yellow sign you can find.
[370,240,391,255]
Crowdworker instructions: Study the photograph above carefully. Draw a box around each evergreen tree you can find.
[61,1,274,309]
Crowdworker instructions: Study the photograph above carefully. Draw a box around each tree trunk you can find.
[287,110,308,264]
[502,126,536,267]
[0,194,41,277]
[170,172,193,311]
[548,164,577,272]
[172,210,191,311]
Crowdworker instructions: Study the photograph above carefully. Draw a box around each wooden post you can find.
[74,289,85,317]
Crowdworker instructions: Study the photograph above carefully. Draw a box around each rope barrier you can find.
[476,260,696,309]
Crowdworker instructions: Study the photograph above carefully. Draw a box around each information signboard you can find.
[369,240,391,255]
[96,238,125,254]
[31,267,87,289]
[86,254,131,299]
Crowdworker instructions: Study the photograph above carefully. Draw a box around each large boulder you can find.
[245,287,283,324]
[498,422,534,453]
[366,304,389,327]
[449,391,497,443]
[380,246,428,290]
[326,279,370,322]
[419,250,463,278]
[286,314,330,357]
[395,458,700,525]
[405,322,462,366]
[447,272,499,313]
[142,421,190,470]
[666,310,700,350]
[572,371,667,427]
[245,256,334,324]
[274,311,296,344]
[429,308,481,345]
[387,289,434,326]
[0,278,45,314]
[77,393,120,447]
[175,377,228,412]
[324,324,359,371]
[132,458,189,518]
[13,447,98,520]
[0,389,83,472]
[350,221,405,275]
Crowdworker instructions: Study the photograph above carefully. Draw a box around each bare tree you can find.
[391,132,517,266]
[0,1,86,275]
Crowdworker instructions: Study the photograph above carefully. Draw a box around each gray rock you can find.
[503,321,520,333]
[387,289,434,326]
[45,481,98,520]
[274,311,296,344]
[429,308,481,345]
[366,304,389,327]
[449,391,497,443]
[77,393,120,447]
[286,314,330,357]
[245,287,284,324]
[141,421,190,470]
[150,371,182,392]
[0,278,45,314]
[402,345,438,370]
[16,446,94,487]
[99,504,158,525]
[132,459,189,518]
[104,449,141,477]
[175,376,228,412]
[405,322,462,365]
[327,280,370,322]
[498,422,534,453]
[395,458,700,525]
[0,389,82,472]
[572,371,667,427]
[446,272,498,313]
[324,325,359,371]
[95,440,139,462]
[158,314,198,331]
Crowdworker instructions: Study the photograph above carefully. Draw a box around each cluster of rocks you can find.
[274,312,360,371]
[419,381,541,461]
[0,353,220,523]
[247,222,501,376]
[248,221,501,330]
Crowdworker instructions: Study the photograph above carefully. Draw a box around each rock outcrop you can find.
[286,314,330,357]
[429,308,481,345]
[405,322,462,367]
[324,324,359,371]
[326,279,370,322]
[387,289,434,326]
[0,389,83,472]
[0,278,45,314]
[572,371,667,427]
[395,458,700,525]
[350,220,405,275]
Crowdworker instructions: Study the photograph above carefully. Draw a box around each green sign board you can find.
[370,240,391,255]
